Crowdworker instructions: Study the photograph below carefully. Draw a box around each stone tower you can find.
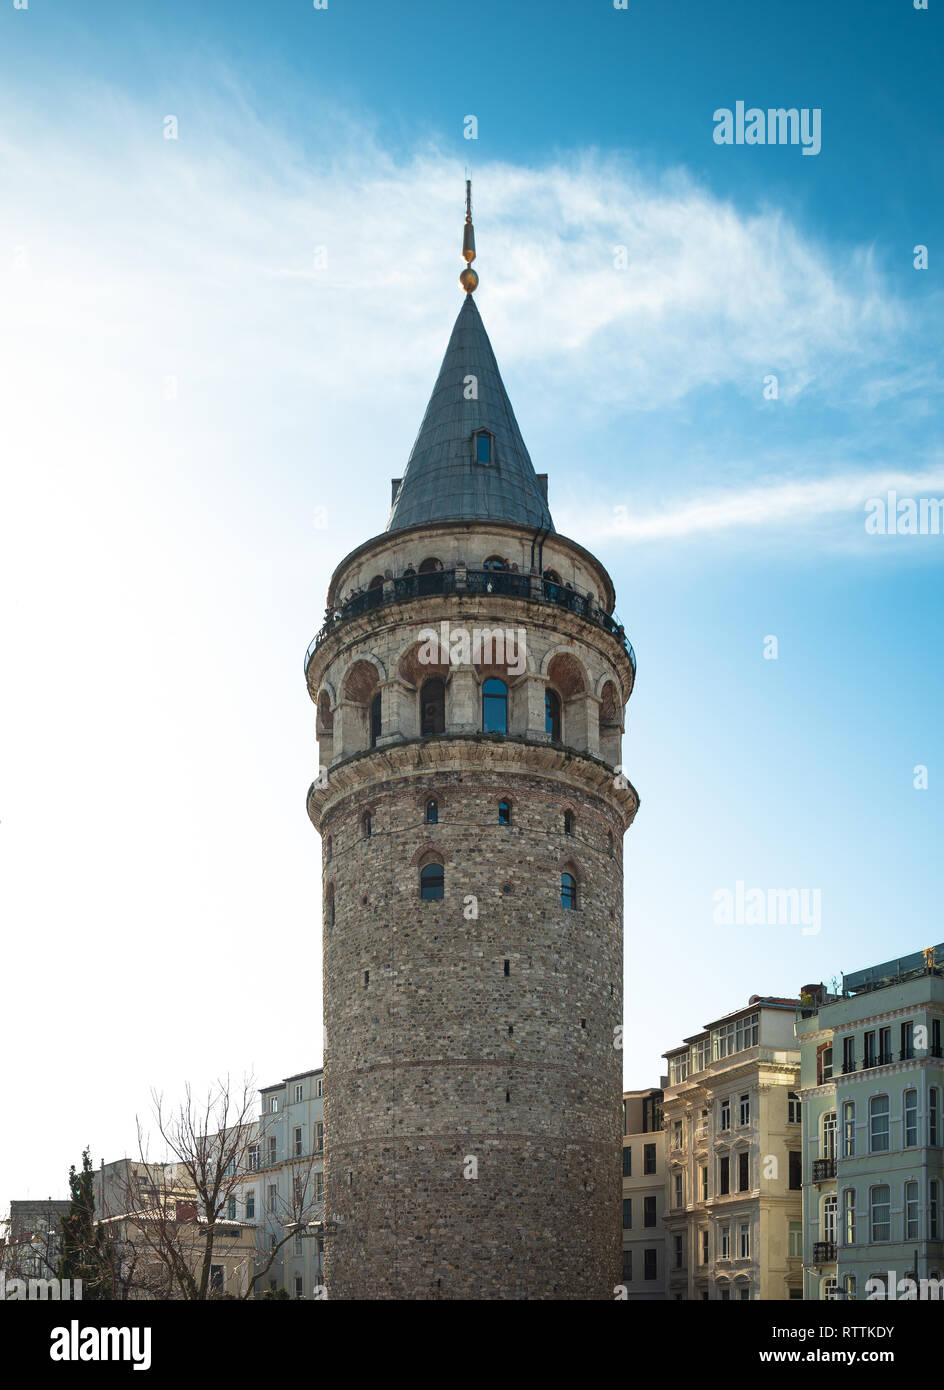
[305,192,638,1299]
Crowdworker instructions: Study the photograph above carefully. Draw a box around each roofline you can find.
[260,1068,323,1092]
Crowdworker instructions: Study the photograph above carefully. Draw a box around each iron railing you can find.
[304,566,636,675]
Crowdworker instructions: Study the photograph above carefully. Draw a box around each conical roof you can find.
[387,295,554,533]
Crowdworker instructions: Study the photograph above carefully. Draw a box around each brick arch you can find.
[398,636,450,687]
[411,842,446,869]
[557,854,584,883]
[317,688,334,735]
[340,656,384,702]
[542,649,589,698]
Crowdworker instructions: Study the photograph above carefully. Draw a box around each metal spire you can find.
[459,178,479,294]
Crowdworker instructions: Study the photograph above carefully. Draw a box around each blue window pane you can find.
[476,432,491,463]
[420,863,444,900]
[482,678,507,733]
[561,873,576,910]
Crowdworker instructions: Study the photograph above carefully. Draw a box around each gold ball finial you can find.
[460,266,479,293]
[460,177,478,291]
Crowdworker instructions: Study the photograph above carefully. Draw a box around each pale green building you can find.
[796,945,944,1300]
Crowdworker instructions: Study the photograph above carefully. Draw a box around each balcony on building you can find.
[811,1158,837,1183]
[813,1242,836,1264]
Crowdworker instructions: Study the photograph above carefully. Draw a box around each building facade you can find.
[662,997,803,1300]
[621,1088,666,1299]
[305,194,639,1299]
[796,945,944,1300]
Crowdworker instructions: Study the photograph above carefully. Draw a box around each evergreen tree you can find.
[58,1148,111,1298]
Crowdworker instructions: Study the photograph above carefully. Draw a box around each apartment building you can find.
[621,1087,666,1298]
[662,996,803,1301]
[796,944,944,1300]
[236,1068,325,1299]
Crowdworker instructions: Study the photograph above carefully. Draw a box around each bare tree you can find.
[112,1076,323,1300]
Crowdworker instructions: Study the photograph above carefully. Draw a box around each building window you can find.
[644,1143,656,1175]
[931,1087,940,1147]
[425,798,438,825]
[674,1174,683,1208]
[294,1083,303,1104]
[268,1184,278,1214]
[701,1165,708,1201]
[789,1151,802,1190]
[644,1249,657,1281]
[420,678,445,736]
[622,1198,632,1230]
[317,1077,323,1097]
[498,799,511,826]
[672,1120,683,1151]
[931,1180,941,1240]
[842,1035,856,1073]
[822,1194,837,1246]
[905,1181,918,1240]
[739,1223,750,1259]
[563,809,574,836]
[901,1020,915,1060]
[719,1156,730,1196]
[267,1136,277,1165]
[864,1030,876,1067]
[316,1173,324,1202]
[738,1151,749,1192]
[315,1122,324,1153]
[674,1234,684,1269]
[210,1265,224,1293]
[788,1091,801,1124]
[789,1221,802,1258]
[325,886,335,929]
[294,1275,304,1299]
[370,692,382,747]
[475,431,492,463]
[248,1145,260,1172]
[713,1012,759,1060]
[720,1099,731,1131]
[270,1098,279,1114]
[821,1046,833,1083]
[644,1196,656,1227]
[545,689,561,742]
[245,1190,255,1219]
[560,873,577,910]
[870,1185,891,1242]
[294,1233,304,1257]
[842,1100,856,1157]
[294,1127,303,1157]
[622,1145,632,1178]
[482,678,508,733]
[822,1112,837,1160]
[362,812,372,838]
[843,1188,856,1245]
[622,1250,632,1281]
[420,861,444,900]
[720,1225,731,1259]
[701,1229,709,1265]
[227,1196,237,1220]
[879,1026,891,1065]
[904,1088,917,1147]
[738,1093,750,1126]
[869,1095,890,1153]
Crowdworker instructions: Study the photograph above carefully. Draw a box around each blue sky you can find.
[0,0,941,1207]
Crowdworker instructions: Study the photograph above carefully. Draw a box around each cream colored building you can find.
[621,1087,666,1298]
[662,996,803,1301]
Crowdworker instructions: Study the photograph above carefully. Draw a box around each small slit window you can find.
[370,692,382,747]
[545,689,561,742]
[498,800,511,826]
[420,862,444,901]
[362,812,372,839]
[561,873,577,910]
[476,431,492,464]
[425,798,438,825]
[564,810,574,836]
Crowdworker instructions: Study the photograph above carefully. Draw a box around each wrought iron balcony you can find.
[813,1242,836,1263]
[812,1158,836,1182]
[305,566,636,674]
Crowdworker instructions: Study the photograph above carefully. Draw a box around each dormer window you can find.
[475,431,492,464]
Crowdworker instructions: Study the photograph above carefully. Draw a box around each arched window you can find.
[563,809,574,836]
[545,688,562,742]
[425,798,438,825]
[822,1193,837,1246]
[498,800,511,826]
[475,431,492,464]
[822,1112,837,1161]
[482,678,508,733]
[420,862,444,901]
[325,886,335,929]
[420,678,446,736]
[842,1188,856,1245]
[842,1099,856,1157]
[370,692,382,747]
[482,555,508,571]
[362,812,372,839]
[367,574,384,589]
[418,557,442,573]
[561,873,577,910]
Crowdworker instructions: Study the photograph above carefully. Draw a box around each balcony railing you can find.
[812,1158,837,1182]
[304,566,636,675]
[813,1242,836,1264]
